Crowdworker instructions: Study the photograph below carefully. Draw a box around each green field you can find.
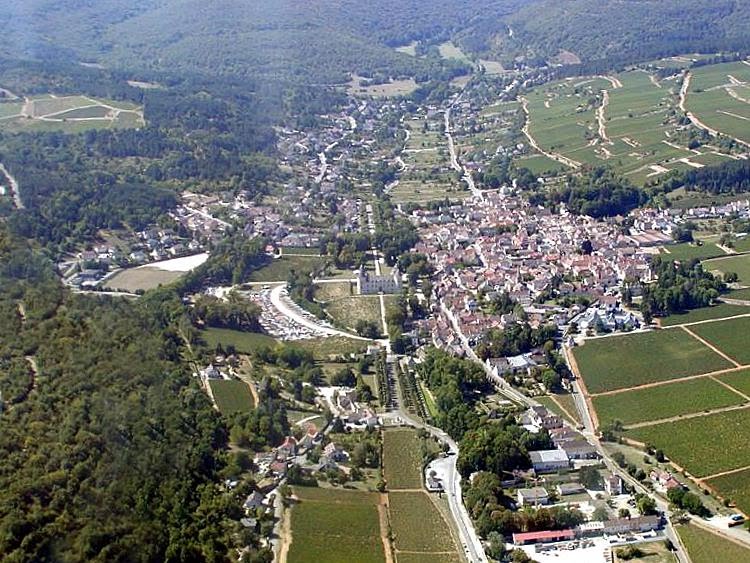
[208,379,255,414]
[438,42,471,64]
[705,467,750,515]
[704,254,750,285]
[535,395,581,426]
[248,256,324,282]
[201,328,278,353]
[103,266,184,292]
[626,407,750,477]
[729,288,750,301]
[388,491,458,554]
[687,61,750,145]
[592,377,745,427]
[690,316,750,365]
[290,336,370,360]
[663,243,727,262]
[676,523,750,563]
[288,487,386,563]
[382,428,424,490]
[324,295,383,334]
[717,368,750,397]
[574,329,732,394]
[659,303,750,327]
[396,554,462,563]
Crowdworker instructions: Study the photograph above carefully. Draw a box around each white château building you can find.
[355,266,401,295]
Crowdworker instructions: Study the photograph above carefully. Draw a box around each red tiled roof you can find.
[512,529,575,543]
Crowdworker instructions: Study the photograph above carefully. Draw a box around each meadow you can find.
[323,295,383,334]
[103,266,184,292]
[208,379,255,414]
[573,329,732,394]
[626,407,750,478]
[659,303,749,327]
[676,523,750,563]
[288,487,386,563]
[248,255,324,282]
[592,377,745,427]
[201,328,278,353]
[662,242,726,262]
[382,428,425,490]
[388,491,458,553]
[690,316,750,365]
[704,254,750,284]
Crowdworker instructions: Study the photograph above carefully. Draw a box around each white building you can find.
[356,266,401,295]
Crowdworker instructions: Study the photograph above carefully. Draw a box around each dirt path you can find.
[378,494,395,563]
[549,394,581,425]
[624,402,750,430]
[278,501,292,563]
[597,88,611,143]
[520,97,581,169]
[564,345,599,429]
[681,325,741,367]
[710,374,750,401]
[699,463,750,482]
[590,364,750,398]
[663,312,750,329]
[0,163,23,209]
[600,75,623,89]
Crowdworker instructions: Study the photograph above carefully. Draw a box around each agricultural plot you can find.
[686,61,750,145]
[349,75,418,98]
[388,491,458,554]
[676,523,750,563]
[592,377,745,427]
[573,329,732,394]
[438,42,471,65]
[201,328,278,353]
[103,266,184,292]
[704,254,750,284]
[662,242,726,262]
[288,487,386,563]
[290,336,370,360]
[208,379,255,414]
[705,466,750,515]
[690,316,750,365]
[382,428,424,490]
[626,407,750,478]
[0,94,144,132]
[248,255,324,282]
[659,303,749,327]
[323,295,383,333]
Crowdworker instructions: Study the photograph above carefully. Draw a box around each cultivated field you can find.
[659,303,749,327]
[201,328,278,353]
[705,466,750,515]
[592,376,745,427]
[103,266,184,292]
[716,368,750,397]
[686,61,750,145]
[676,523,750,563]
[382,428,424,490]
[208,379,255,414]
[662,242,726,262]
[349,75,419,98]
[290,336,370,360]
[0,94,144,132]
[626,407,750,478]
[704,254,750,285]
[690,316,750,365]
[388,491,458,554]
[323,295,383,334]
[288,487,386,563]
[573,329,732,394]
[248,255,324,282]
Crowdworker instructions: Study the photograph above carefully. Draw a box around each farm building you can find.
[513,529,575,545]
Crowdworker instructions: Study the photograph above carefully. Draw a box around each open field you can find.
[290,336,370,360]
[288,487,386,563]
[349,75,418,98]
[662,242,727,262]
[323,295,383,333]
[438,42,471,65]
[313,281,353,302]
[103,266,184,292]
[705,466,750,515]
[704,254,750,284]
[690,316,750,365]
[0,94,144,132]
[612,540,676,563]
[208,379,255,414]
[626,407,750,477]
[686,61,750,145]
[248,256,324,282]
[592,377,745,427]
[397,553,462,563]
[281,246,321,256]
[676,523,750,563]
[536,394,582,426]
[388,491,458,554]
[659,303,749,327]
[382,428,424,490]
[201,328,278,353]
[395,42,417,57]
[573,329,732,394]
[716,368,750,397]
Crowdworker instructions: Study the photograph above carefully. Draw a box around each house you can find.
[270,461,288,477]
[557,483,586,496]
[530,450,570,473]
[560,440,598,460]
[277,436,298,459]
[323,442,348,462]
[426,472,444,492]
[528,406,563,430]
[513,529,575,545]
[601,515,662,535]
[650,469,682,491]
[316,456,339,473]
[299,426,321,450]
[243,491,265,514]
[605,474,624,496]
[517,487,550,506]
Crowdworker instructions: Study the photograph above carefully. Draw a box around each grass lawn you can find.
[535,395,581,427]
[626,407,750,477]
[676,523,750,563]
[324,295,383,333]
[382,428,424,490]
[662,243,726,262]
[201,328,278,353]
[705,466,750,515]
[704,254,750,285]
[208,379,255,414]
[290,336,370,360]
[659,303,750,327]
[313,281,353,302]
[388,491,458,553]
[573,330,732,394]
[728,288,750,300]
[690,316,750,365]
[248,256,324,282]
[288,486,385,563]
[592,377,745,427]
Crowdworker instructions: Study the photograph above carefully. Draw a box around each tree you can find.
[636,494,658,516]
[619,508,631,518]
[330,367,356,387]
[592,506,610,521]
[542,370,562,391]
[579,466,603,490]
[355,320,381,338]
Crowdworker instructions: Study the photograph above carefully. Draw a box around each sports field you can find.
[208,379,255,414]
[382,428,424,490]
[572,329,732,394]
[388,491,459,555]
[288,487,386,563]
[103,266,184,292]
[686,61,750,145]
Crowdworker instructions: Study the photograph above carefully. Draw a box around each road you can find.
[519,98,581,169]
[0,162,23,209]
[382,407,488,563]
[444,102,483,200]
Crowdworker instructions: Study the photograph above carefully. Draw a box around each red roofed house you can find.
[512,529,575,545]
